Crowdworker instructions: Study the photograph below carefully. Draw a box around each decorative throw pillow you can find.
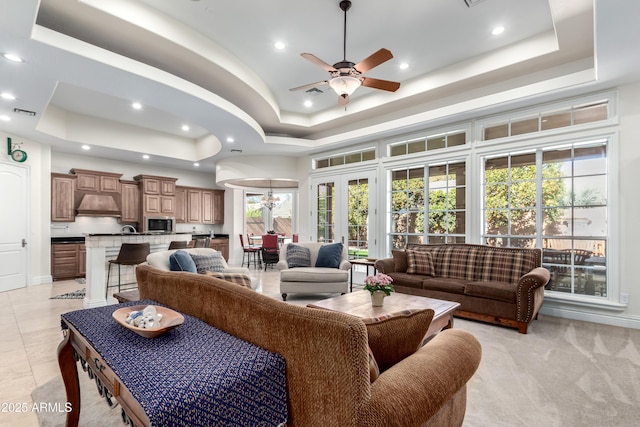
[363,308,435,372]
[203,271,253,289]
[391,249,408,273]
[286,244,312,268]
[315,242,343,268]
[169,250,197,273]
[406,250,435,276]
[190,253,226,274]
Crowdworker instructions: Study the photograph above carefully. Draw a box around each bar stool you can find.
[105,243,151,298]
[168,240,188,250]
[239,234,260,268]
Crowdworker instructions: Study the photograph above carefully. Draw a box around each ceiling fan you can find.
[290,0,401,106]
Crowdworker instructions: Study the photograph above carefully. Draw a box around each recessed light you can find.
[274,41,285,50]
[182,124,190,131]
[0,115,10,121]
[142,154,150,159]
[226,137,234,143]
[193,162,200,167]
[3,53,23,63]
[1,93,16,100]
[132,102,142,110]
[492,26,505,36]
[399,63,409,70]
[304,100,313,108]
[81,145,90,150]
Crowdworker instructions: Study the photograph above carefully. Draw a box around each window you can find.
[389,131,466,157]
[482,101,609,141]
[482,140,608,297]
[389,161,466,250]
[317,182,335,242]
[245,191,294,236]
[314,148,376,170]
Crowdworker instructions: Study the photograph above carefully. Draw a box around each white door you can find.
[311,170,377,259]
[0,162,28,292]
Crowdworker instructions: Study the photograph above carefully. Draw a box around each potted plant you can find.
[363,273,394,306]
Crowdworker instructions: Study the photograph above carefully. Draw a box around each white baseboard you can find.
[539,305,640,330]
[29,275,53,286]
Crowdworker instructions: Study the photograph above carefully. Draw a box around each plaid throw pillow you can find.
[203,271,253,289]
[286,244,311,268]
[190,253,226,274]
[406,250,435,276]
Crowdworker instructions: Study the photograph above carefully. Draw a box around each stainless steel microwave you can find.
[146,216,175,233]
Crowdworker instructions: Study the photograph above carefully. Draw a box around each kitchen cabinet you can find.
[209,238,229,261]
[52,243,85,280]
[51,173,76,222]
[120,181,140,223]
[187,189,202,223]
[134,175,177,226]
[176,187,224,224]
[175,187,187,223]
[213,190,224,224]
[71,169,122,193]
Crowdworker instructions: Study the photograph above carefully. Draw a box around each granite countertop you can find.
[84,232,193,236]
[51,236,86,244]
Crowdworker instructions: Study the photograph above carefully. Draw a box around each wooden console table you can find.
[58,301,288,427]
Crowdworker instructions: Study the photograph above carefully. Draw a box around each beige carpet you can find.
[34,314,640,426]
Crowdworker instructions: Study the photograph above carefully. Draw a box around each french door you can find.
[311,170,377,259]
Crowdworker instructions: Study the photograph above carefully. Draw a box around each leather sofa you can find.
[136,264,482,426]
[375,243,550,334]
[277,242,351,300]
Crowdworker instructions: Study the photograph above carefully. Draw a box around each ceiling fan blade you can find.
[353,48,393,73]
[338,94,350,106]
[361,77,401,92]
[301,53,337,72]
[289,80,329,92]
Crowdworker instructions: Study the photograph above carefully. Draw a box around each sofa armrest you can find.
[374,258,395,274]
[276,260,289,270]
[360,329,482,426]
[339,260,352,271]
[516,266,550,322]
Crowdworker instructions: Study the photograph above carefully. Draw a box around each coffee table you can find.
[307,290,460,339]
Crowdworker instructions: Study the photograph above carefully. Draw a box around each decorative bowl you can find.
[112,305,184,338]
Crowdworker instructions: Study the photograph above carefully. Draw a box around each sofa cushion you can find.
[280,267,348,283]
[478,249,538,284]
[190,252,226,274]
[387,272,425,289]
[406,250,435,276]
[363,308,435,372]
[315,243,343,268]
[286,244,312,268]
[464,281,517,303]
[391,249,408,273]
[169,250,197,273]
[421,278,467,295]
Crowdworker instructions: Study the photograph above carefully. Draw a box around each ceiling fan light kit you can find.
[290,0,400,106]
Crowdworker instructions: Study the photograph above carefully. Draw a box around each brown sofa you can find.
[375,244,550,334]
[136,264,482,427]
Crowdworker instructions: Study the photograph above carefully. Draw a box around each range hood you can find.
[76,194,121,217]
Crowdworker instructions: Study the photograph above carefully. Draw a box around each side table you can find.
[349,258,377,291]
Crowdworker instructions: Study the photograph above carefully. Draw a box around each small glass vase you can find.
[370,290,386,307]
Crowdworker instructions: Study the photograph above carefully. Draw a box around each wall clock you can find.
[10,149,27,162]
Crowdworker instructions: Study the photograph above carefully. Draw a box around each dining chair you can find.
[239,234,260,268]
[261,234,280,270]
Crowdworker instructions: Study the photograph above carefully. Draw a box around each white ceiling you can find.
[1,0,639,175]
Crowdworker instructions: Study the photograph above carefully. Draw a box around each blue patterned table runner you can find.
[61,300,287,426]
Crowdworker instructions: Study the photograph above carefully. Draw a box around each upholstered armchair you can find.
[277,242,351,301]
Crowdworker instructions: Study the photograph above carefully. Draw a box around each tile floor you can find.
[0,265,367,427]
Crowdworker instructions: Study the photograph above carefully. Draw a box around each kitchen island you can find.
[83,233,192,307]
